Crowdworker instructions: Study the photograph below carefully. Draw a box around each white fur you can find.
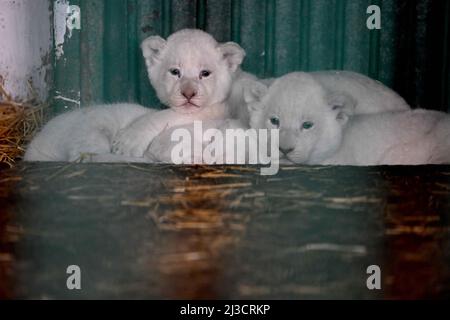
[310,71,410,113]
[24,102,232,162]
[247,72,449,165]
[227,70,258,125]
[25,29,249,162]
[323,110,450,165]
[24,104,152,162]
[112,29,247,157]
[146,119,247,164]
[145,71,412,164]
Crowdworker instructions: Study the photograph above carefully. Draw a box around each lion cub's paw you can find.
[111,129,149,157]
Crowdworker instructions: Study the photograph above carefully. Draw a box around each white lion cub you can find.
[246,72,450,165]
[24,29,247,162]
[24,104,152,162]
[111,28,248,157]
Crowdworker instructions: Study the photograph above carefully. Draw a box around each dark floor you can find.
[0,162,449,299]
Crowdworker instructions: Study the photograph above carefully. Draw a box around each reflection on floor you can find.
[0,163,449,299]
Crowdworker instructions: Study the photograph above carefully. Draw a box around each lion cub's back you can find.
[24,103,151,161]
[332,109,450,165]
[311,71,410,114]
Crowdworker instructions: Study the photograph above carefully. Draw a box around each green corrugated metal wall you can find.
[53,0,450,113]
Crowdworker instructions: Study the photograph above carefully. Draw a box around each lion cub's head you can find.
[141,29,245,114]
[244,72,356,164]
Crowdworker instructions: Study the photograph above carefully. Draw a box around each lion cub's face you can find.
[245,72,355,164]
[141,29,245,114]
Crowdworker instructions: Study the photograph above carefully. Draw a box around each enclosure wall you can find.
[53,0,450,112]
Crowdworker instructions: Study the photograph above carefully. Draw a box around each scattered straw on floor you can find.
[0,83,46,167]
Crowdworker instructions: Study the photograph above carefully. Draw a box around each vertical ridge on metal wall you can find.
[368,0,382,79]
[395,0,416,106]
[334,0,346,70]
[274,0,301,76]
[310,0,338,71]
[411,0,429,108]
[103,0,128,103]
[378,0,398,87]
[264,0,275,76]
[299,0,310,71]
[231,0,242,43]
[239,0,266,77]
[342,1,370,74]
[80,0,104,106]
[205,0,231,42]
[162,0,172,37]
[127,0,139,103]
[137,0,164,108]
[196,0,207,30]
[171,0,196,32]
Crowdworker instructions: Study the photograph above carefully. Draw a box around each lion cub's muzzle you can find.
[179,80,201,109]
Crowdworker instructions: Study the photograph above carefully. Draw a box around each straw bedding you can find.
[0,83,46,167]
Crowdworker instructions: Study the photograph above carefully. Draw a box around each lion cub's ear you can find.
[141,36,167,68]
[243,80,268,112]
[218,42,245,72]
[327,91,357,125]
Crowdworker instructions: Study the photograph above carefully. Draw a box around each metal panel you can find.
[0,0,53,103]
[52,0,450,113]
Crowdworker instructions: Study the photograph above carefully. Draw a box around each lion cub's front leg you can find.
[112,109,197,157]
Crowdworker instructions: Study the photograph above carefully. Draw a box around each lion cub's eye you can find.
[302,121,314,130]
[169,68,181,77]
[199,70,211,79]
[269,116,280,128]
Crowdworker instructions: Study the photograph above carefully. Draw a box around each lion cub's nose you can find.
[279,147,294,155]
[182,88,197,100]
